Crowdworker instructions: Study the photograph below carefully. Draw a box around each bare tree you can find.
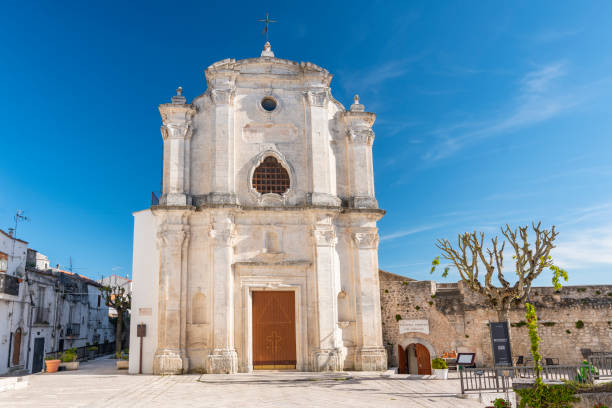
[100,281,131,354]
[434,222,568,322]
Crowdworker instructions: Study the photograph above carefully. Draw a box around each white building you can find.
[0,233,115,375]
[130,43,386,374]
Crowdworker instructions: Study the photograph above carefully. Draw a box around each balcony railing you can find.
[0,273,20,296]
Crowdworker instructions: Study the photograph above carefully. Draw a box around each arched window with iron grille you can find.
[252,156,290,195]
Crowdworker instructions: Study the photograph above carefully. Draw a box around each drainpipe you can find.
[25,291,34,371]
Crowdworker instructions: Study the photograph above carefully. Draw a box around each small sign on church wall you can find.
[399,319,429,335]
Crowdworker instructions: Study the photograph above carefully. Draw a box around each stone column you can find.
[342,96,378,209]
[159,88,196,206]
[153,212,190,374]
[206,211,238,373]
[305,89,341,207]
[209,83,237,205]
[352,229,387,371]
[310,218,343,371]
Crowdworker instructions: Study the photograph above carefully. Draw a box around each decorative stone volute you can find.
[312,227,337,247]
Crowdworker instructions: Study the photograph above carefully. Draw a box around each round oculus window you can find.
[261,96,277,112]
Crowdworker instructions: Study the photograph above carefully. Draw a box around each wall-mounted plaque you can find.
[139,307,152,316]
[399,319,429,335]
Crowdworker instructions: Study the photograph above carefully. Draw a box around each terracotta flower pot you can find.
[117,360,129,370]
[45,359,61,373]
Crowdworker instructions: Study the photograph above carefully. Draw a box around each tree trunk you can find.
[497,308,509,322]
[116,309,123,355]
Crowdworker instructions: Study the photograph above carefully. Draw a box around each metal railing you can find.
[0,273,20,296]
[45,341,116,362]
[460,365,594,394]
[589,354,612,379]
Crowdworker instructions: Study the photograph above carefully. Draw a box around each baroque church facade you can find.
[129,43,387,374]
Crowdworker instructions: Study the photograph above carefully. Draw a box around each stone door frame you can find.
[234,262,310,373]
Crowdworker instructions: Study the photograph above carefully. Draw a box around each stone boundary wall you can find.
[379,270,612,367]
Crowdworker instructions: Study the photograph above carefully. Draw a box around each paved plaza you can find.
[0,358,487,407]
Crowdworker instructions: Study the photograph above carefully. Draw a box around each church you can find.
[128,41,387,374]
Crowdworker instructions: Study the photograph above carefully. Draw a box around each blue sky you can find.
[1,1,611,285]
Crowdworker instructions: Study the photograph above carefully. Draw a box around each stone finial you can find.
[350,94,365,112]
[261,41,275,58]
[171,86,187,104]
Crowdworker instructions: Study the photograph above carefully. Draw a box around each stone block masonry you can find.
[379,270,612,367]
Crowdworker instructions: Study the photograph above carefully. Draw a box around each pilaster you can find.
[209,81,238,205]
[206,211,238,373]
[159,88,196,207]
[310,215,343,371]
[305,89,341,207]
[352,229,387,371]
[153,210,191,374]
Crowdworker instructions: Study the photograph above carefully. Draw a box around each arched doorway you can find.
[12,328,22,366]
[398,342,432,375]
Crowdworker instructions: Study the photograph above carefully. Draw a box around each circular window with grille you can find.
[252,156,290,195]
[261,96,277,112]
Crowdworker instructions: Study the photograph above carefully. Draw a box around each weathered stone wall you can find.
[380,270,612,367]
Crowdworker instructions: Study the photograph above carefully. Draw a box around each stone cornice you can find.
[340,111,376,128]
[158,103,196,124]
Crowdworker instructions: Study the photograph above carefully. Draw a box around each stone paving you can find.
[0,358,487,407]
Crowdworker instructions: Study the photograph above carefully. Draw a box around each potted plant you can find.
[60,348,79,370]
[116,350,129,369]
[432,357,449,379]
[44,355,61,373]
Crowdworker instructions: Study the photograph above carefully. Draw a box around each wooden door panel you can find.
[415,343,431,375]
[252,291,296,369]
[398,345,407,374]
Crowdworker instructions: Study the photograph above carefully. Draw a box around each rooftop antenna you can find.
[61,256,87,273]
[10,210,29,269]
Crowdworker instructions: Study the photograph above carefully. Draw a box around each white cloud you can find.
[425,61,584,161]
[554,226,612,270]
[380,223,446,242]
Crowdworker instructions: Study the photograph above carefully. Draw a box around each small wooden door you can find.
[252,291,296,370]
[12,328,22,366]
[415,343,432,375]
[398,344,407,374]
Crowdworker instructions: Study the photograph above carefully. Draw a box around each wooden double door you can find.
[252,291,296,370]
[398,343,431,375]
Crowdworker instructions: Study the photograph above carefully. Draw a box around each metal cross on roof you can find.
[258,13,277,43]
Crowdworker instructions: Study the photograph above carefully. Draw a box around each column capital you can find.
[159,103,196,124]
[305,89,329,108]
[348,128,374,145]
[157,224,190,248]
[209,226,236,247]
[211,88,236,105]
[312,227,337,247]
[352,231,379,249]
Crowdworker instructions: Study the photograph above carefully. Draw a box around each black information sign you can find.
[490,322,513,366]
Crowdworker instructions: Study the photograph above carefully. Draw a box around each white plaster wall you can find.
[129,210,160,374]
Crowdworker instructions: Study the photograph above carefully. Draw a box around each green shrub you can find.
[515,383,578,408]
[428,301,434,306]
[566,329,572,334]
[577,288,587,292]
[61,350,77,363]
[431,358,448,369]
[492,398,511,408]
[543,322,556,327]
[576,320,585,329]
[395,314,402,321]
[87,346,98,351]
[512,320,528,328]
[45,355,58,361]
[415,305,420,310]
